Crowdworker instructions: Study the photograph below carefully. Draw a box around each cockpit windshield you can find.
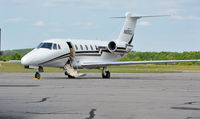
[37,42,52,50]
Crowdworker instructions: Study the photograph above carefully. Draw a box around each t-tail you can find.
[115,12,169,45]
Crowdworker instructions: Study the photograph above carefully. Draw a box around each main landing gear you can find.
[35,72,40,79]
[102,67,110,79]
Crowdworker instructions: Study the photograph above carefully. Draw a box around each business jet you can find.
[21,12,200,79]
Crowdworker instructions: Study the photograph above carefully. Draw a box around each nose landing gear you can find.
[34,66,43,80]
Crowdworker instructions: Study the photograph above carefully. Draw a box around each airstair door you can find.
[66,42,75,59]
[65,42,85,78]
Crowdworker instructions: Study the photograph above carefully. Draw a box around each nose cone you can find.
[21,48,52,66]
[21,49,38,65]
[21,55,30,65]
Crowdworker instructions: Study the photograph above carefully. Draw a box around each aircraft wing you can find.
[82,60,200,67]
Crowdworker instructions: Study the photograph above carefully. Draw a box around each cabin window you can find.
[85,45,88,50]
[90,45,93,50]
[80,45,83,50]
[53,44,57,50]
[37,42,52,50]
[75,45,78,50]
[58,44,61,49]
[95,45,98,50]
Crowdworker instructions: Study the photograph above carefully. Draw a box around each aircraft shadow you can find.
[42,76,140,80]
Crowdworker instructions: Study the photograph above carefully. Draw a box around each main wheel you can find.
[64,71,68,75]
[35,72,40,79]
[102,71,110,79]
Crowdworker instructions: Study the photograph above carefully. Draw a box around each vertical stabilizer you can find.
[116,12,168,44]
[116,12,139,44]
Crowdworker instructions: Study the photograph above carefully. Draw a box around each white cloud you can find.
[35,21,45,26]
[167,9,179,14]
[138,21,151,27]
[87,22,93,27]
[74,21,81,25]
[6,18,27,23]
[44,1,53,7]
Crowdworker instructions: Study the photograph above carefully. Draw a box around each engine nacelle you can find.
[108,41,117,53]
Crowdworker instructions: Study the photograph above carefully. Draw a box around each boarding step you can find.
[64,64,85,78]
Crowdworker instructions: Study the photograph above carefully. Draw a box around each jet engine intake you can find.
[108,41,117,53]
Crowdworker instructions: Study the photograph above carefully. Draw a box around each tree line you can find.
[0,48,32,61]
[1,50,200,65]
[0,52,23,61]
[119,51,200,65]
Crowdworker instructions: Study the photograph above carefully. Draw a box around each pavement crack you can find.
[85,108,96,119]
[0,116,28,119]
[184,101,200,105]
[171,107,200,110]
[38,97,50,103]
[0,85,39,87]
[25,97,51,103]
[25,111,82,115]
[186,117,200,119]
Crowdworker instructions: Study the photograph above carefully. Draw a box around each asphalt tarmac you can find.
[0,72,200,119]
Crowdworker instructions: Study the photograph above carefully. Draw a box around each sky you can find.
[0,0,200,52]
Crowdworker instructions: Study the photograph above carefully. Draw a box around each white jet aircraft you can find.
[21,12,200,79]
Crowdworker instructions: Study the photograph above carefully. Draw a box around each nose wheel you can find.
[102,67,110,79]
[34,66,43,80]
[35,72,41,79]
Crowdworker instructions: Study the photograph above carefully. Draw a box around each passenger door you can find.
[66,42,75,58]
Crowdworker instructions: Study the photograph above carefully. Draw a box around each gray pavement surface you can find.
[0,72,200,119]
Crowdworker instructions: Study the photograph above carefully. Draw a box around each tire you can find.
[64,71,68,75]
[102,73,105,78]
[105,71,110,78]
[102,71,110,79]
[35,72,40,79]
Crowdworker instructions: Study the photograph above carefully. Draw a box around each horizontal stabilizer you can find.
[112,12,170,19]
[112,15,170,19]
